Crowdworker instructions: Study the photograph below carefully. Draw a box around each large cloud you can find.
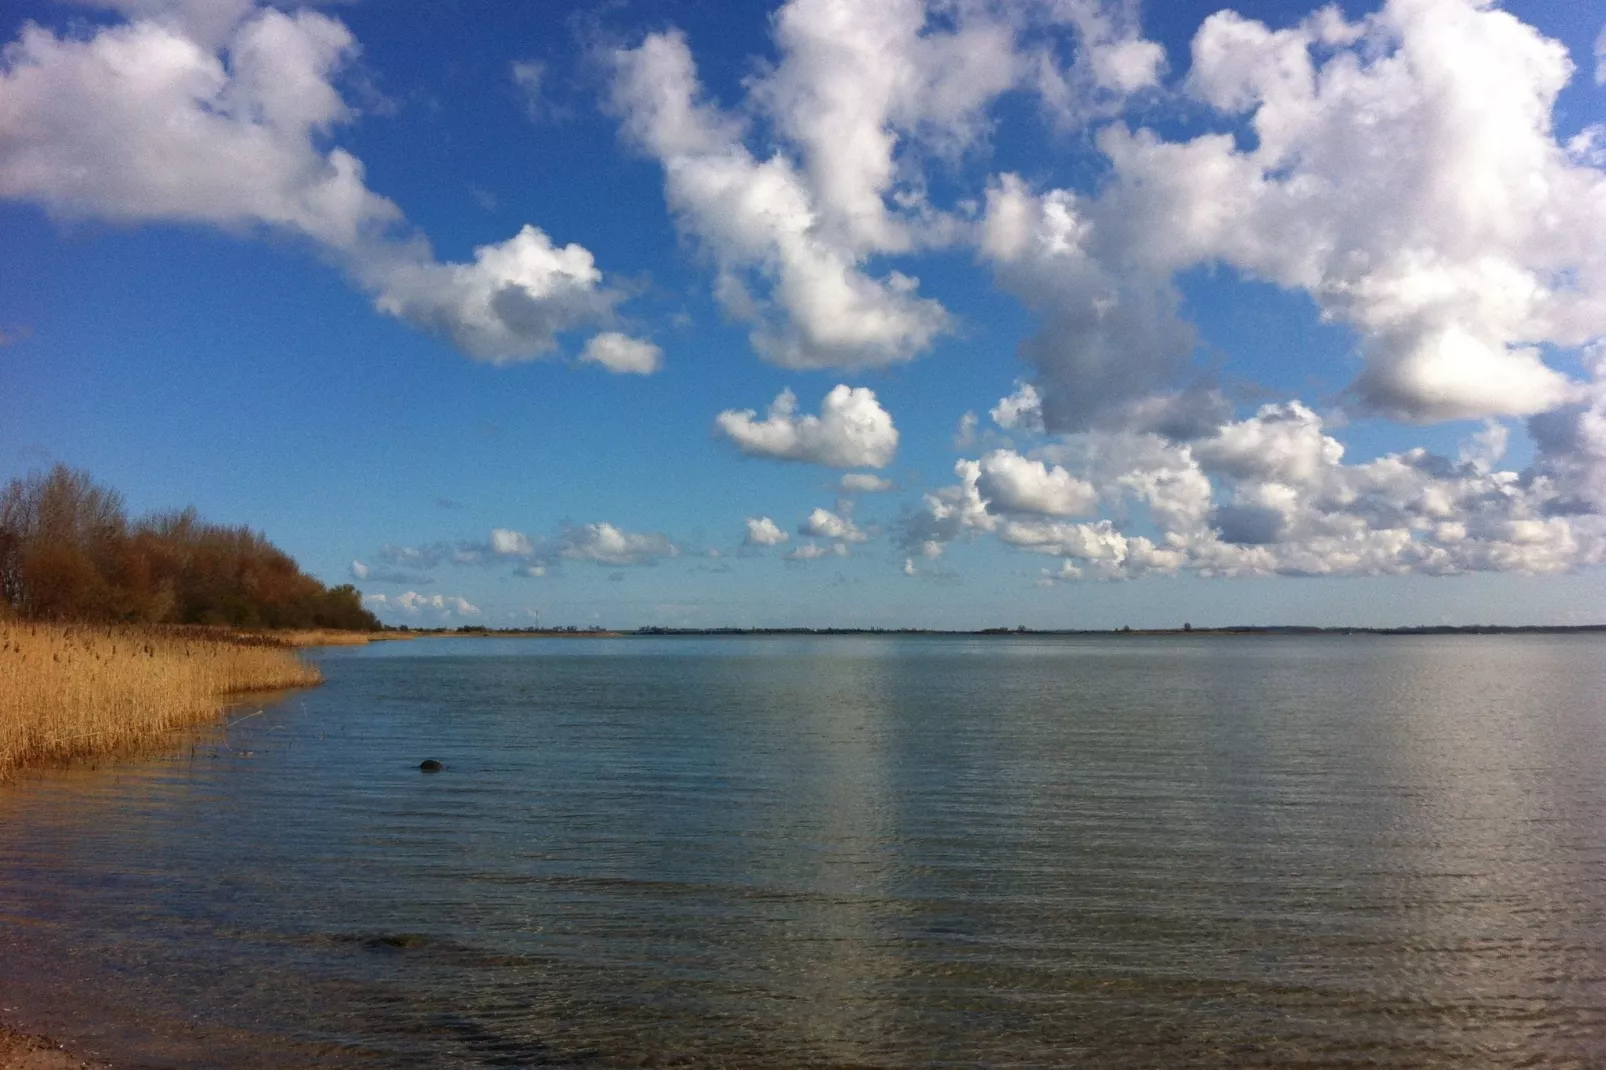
[610,30,949,369]
[979,174,1197,431]
[1167,0,1594,420]
[715,385,899,468]
[904,389,1606,579]
[980,0,1606,431]
[609,1,1162,369]
[370,227,617,363]
[0,4,620,362]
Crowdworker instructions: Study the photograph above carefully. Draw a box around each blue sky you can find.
[4,0,1606,629]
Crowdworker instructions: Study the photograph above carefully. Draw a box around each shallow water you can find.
[2,635,1605,1067]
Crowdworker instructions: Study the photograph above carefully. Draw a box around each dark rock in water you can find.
[419,759,443,772]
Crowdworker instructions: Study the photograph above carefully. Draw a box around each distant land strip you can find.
[409,624,1606,638]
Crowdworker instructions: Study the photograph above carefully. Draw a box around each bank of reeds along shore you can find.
[0,621,325,777]
[264,628,413,647]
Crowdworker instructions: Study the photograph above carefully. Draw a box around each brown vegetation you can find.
[0,465,380,631]
[199,627,409,647]
[257,628,385,647]
[0,620,323,777]
[0,468,392,775]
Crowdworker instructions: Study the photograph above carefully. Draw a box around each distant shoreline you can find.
[405,624,1606,639]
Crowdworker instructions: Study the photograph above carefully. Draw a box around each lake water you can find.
[3,635,1606,1067]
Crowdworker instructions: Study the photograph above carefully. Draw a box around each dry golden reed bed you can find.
[0,621,326,776]
[255,628,376,647]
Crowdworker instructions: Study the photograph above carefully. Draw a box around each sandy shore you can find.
[0,1027,101,1070]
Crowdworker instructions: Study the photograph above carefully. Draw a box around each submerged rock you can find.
[419,759,443,772]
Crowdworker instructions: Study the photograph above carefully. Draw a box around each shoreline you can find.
[386,622,1606,639]
[444,623,1606,638]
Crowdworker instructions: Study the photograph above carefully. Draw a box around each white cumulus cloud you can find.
[0,5,619,364]
[490,528,536,557]
[610,30,950,369]
[1191,402,1344,486]
[715,385,899,468]
[975,449,1098,516]
[903,391,1606,581]
[981,0,1606,430]
[990,381,1044,432]
[557,523,678,566]
[799,507,866,542]
[743,516,790,547]
[371,226,616,364]
[1117,0,1596,422]
[608,1,1163,370]
[579,332,663,375]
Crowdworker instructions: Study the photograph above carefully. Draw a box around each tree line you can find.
[0,465,380,630]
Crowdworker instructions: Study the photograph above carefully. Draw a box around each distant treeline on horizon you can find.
[0,465,379,631]
[628,626,1606,636]
[417,624,1606,638]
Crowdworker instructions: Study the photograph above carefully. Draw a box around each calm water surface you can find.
[2,635,1605,1067]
